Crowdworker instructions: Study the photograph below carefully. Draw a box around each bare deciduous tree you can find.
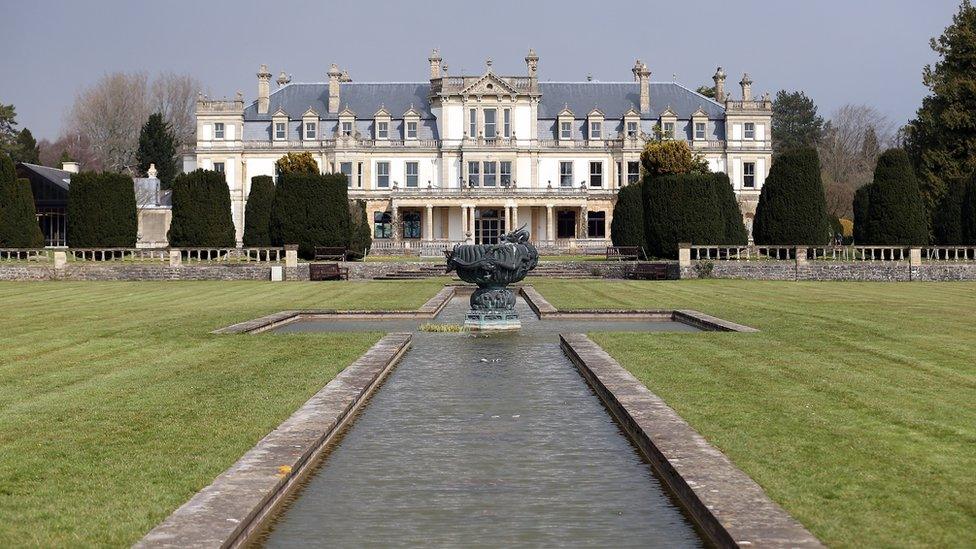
[817,104,896,217]
[150,72,201,148]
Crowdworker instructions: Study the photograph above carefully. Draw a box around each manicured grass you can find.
[0,280,444,547]
[532,279,976,548]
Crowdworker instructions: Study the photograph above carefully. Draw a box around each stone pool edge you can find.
[560,333,823,549]
[136,332,412,549]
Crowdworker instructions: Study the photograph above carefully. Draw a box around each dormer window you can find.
[406,121,418,139]
[377,121,388,139]
[744,122,756,139]
[626,121,638,138]
[402,106,421,142]
[305,122,317,140]
[663,122,675,138]
[590,121,602,139]
[274,122,286,140]
[695,122,706,140]
[557,107,576,143]
[214,123,225,140]
[342,121,353,136]
[560,121,571,140]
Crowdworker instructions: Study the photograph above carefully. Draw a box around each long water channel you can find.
[258,296,705,547]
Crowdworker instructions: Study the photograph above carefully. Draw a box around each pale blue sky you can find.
[0,0,962,139]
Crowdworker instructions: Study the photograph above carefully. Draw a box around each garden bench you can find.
[313,247,348,261]
[630,262,670,280]
[606,246,640,261]
[309,263,349,281]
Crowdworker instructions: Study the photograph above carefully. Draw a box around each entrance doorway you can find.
[557,210,577,239]
[475,209,506,245]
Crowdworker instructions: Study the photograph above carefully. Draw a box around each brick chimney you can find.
[328,63,342,113]
[632,60,651,113]
[712,67,727,102]
[257,64,271,114]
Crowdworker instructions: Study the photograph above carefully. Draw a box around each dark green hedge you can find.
[66,171,138,247]
[853,185,871,244]
[712,172,749,246]
[753,147,831,245]
[963,178,976,245]
[270,172,350,258]
[242,175,274,247]
[855,149,929,245]
[168,169,236,247]
[932,180,967,244]
[642,172,743,258]
[0,153,44,248]
[347,199,372,259]
[610,182,645,248]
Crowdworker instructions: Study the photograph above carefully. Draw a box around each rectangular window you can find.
[695,122,706,140]
[590,121,602,139]
[340,162,352,187]
[402,211,421,239]
[559,161,573,187]
[274,122,286,140]
[626,121,638,138]
[627,161,640,184]
[214,123,225,139]
[377,121,388,139]
[743,162,756,188]
[376,161,390,188]
[500,161,512,186]
[589,162,602,187]
[305,122,316,139]
[560,121,572,140]
[616,162,622,187]
[469,108,477,137]
[467,161,480,186]
[357,162,363,188]
[373,211,392,239]
[342,121,353,136]
[503,109,511,138]
[406,162,418,187]
[587,211,606,238]
[483,161,496,187]
[406,121,418,139]
[483,109,496,138]
[213,162,225,173]
[744,122,755,140]
[663,122,675,138]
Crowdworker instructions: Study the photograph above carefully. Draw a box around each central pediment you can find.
[460,72,520,97]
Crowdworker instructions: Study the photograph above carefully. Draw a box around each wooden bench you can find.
[309,263,349,281]
[630,262,670,280]
[606,246,640,261]
[313,247,347,261]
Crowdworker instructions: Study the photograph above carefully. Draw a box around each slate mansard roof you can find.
[243,81,724,121]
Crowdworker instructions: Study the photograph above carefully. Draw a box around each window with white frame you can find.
[503,109,511,138]
[467,161,480,186]
[469,108,477,137]
[376,161,390,187]
[500,161,512,186]
[744,122,755,139]
[589,162,602,187]
[743,162,756,188]
[305,122,317,139]
[560,121,572,140]
[274,122,286,140]
[356,162,363,188]
[695,122,706,140]
[341,121,353,136]
[590,120,602,139]
[340,162,352,187]
[213,162,225,173]
[663,122,675,138]
[377,121,388,139]
[559,161,573,187]
[627,161,640,184]
[626,121,638,138]
[483,161,496,186]
[214,122,225,140]
[406,121,418,139]
[616,162,622,186]
[483,109,496,138]
[406,162,418,187]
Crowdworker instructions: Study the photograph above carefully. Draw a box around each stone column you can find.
[54,250,67,270]
[909,247,922,281]
[468,206,476,243]
[460,206,467,241]
[795,246,808,264]
[678,243,691,268]
[512,205,519,231]
[504,205,511,233]
[425,204,434,241]
[546,205,554,241]
[391,204,401,242]
[285,245,298,269]
[168,249,181,268]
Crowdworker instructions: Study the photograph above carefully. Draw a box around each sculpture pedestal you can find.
[464,309,521,332]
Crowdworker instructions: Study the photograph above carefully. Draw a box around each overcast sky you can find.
[0,0,963,140]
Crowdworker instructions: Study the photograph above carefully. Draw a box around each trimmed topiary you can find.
[0,153,45,248]
[853,184,871,244]
[860,149,929,245]
[753,147,831,245]
[643,173,727,258]
[66,172,138,248]
[270,172,351,258]
[610,182,645,248]
[932,180,967,244]
[711,172,749,245]
[168,169,236,247]
[963,177,976,245]
[347,199,372,260]
[242,175,274,247]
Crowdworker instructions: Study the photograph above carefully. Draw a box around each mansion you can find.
[186,51,773,248]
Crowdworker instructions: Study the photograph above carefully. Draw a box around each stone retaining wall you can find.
[681,261,976,281]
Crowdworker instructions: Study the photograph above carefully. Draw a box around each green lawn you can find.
[532,279,976,548]
[0,280,444,547]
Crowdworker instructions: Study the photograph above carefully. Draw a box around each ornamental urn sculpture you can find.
[445,227,539,331]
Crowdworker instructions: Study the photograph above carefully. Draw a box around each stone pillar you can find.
[168,249,182,268]
[512,205,519,231]
[391,204,401,242]
[54,250,67,270]
[909,247,922,281]
[425,204,434,241]
[546,205,554,241]
[460,206,468,241]
[468,206,476,243]
[678,243,691,268]
[795,246,808,264]
[504,205,511,233]
[285,245,298,268]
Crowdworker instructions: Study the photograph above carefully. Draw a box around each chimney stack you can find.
[632,60,651,113]
[713,67,727,102]
[525,48,539,79]
[429,49,442,79]
[257,64,271,114]
[328,63,342,113]
[62,162,79,174]
[740,73,753,101]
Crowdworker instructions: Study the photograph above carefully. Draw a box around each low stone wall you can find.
[681,260,976,281]
[0,263,282,281]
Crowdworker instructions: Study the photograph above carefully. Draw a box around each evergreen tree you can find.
[0,153,44,248]
[904,0,976,213]
[0,103,17,156]
[711,172,749,245]
[270,172,350,258]
[275,152,319,175]
[639,140,709,177]
[242,176,275,247]
[771,90,825,156]
[753,147,831,245]
[347,199,372,259]
[696,85,716,99]
[962,177,976,244]
[136,113,180,188]
[168,169,236,247]
[610,182,645,248]
[853,184,871,243]
[932,179,968,243]
[13,128,39,164]
[67,172,138,247]
[860,149,929,245]
[643,173,728,258]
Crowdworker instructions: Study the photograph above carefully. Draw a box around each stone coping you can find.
[520,285,758,332]
[137,332,412,548]
[211,286,456,334]
[560,333,823,548]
